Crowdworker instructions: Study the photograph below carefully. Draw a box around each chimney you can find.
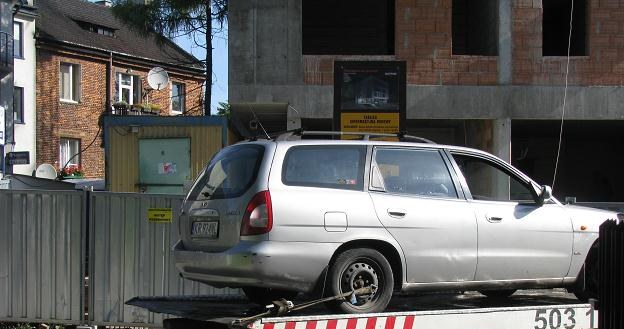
[94,0,112,7]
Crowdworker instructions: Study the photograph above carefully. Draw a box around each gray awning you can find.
[230,103,289,137]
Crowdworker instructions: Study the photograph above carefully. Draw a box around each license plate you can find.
[191,221,219,238]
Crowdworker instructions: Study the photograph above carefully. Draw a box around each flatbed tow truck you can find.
[127,288,597,329]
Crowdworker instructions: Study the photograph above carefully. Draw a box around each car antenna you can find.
[248,104,271,140]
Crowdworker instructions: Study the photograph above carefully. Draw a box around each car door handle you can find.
[387,208,407,218]
[487,216,503,223]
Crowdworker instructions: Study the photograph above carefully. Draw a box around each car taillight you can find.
[240,191,273,236]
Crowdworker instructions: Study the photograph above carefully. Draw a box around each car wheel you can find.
[479,289,516,298]
[325,248,394,314]
[242,287,299,305]
[573,245,599,301]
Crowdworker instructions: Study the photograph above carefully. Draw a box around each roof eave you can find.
[36,36,206,77]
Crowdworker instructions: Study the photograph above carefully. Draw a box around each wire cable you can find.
[551,0,574,191]
[60,126,102,178]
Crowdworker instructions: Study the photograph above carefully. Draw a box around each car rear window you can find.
[187,145,265,201]
[282,145,366,190]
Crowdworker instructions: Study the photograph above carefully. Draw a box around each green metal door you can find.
[138,138,191,194]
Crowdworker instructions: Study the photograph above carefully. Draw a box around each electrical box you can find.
[138,138,191,194]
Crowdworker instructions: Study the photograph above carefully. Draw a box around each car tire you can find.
[479,289,516,298]
[573,244,599,302]
[242,287,299,306]
[324,248,394,314]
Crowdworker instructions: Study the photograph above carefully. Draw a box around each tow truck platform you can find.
[127,289,598,329]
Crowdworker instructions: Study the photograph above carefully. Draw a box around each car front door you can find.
[368,147,478,283]
[449,151,573,281]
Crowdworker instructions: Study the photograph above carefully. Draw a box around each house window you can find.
[60,62,81,102]
[171,82,185,113]
[75,20,116,37]
[116,73,141,105]
[452,0,499,56]
[543,0,587,56]
[13,87,23,124]
[13,22,23,59]
[302,0,394,55]
[59,138,81,167]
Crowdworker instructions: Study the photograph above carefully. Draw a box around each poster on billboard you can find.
[334,62,405,137]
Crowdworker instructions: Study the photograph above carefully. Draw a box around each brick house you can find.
[229,0,624,202]
[36,0,204,178]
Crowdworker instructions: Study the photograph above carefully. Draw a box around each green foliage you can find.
[216,101,230,118]
[111,0,228,115]
[111,0,227,46]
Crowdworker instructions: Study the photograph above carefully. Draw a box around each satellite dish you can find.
[147,67,169,91]
[35,164,58,180]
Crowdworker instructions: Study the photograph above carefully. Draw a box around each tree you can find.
[111,0,228,116]
[216,101,230,118]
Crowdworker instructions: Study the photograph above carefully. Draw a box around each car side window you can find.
[374,148,458,199]
[452,153,535,203]
[282,145,366,190]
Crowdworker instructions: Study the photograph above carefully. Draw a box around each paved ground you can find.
[130,288,583,323]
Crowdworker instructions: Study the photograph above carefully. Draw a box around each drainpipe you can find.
[106,51,112,111]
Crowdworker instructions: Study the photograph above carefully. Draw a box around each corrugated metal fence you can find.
[0,190,85,324]
[0,189,241,327]
[89,192,240,327]
[598,219,624,329]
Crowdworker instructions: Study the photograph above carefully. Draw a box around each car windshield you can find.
[187,145,265,201]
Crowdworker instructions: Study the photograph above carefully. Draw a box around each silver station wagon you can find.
[173,132,618,314]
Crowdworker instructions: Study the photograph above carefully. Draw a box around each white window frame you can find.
[171,82,185,114]
[117,73,141,105]
[13,21,23,59]
[59,138,81,167]
[59,62,81,103]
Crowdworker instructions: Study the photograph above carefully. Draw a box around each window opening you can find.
[543,0,587,56]
[13,87,23,124]
[452,0,499,56]
[59,138,81,167]
[116,73,141,105]
[75,20,116,37]
[302,0,395,55]
[13,21,23,59]
[60,63,81,102]
[171,82,185,113]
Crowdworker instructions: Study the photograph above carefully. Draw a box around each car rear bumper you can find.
[173,239,339,292]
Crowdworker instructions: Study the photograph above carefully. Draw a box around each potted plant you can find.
[59,165,84,179]
[112,101,129,115]
[142,103,161,115]
[130,103,144,114]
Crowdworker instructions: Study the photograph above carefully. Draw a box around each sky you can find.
[174,28,229,115]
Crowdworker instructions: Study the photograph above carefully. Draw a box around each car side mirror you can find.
[370,166,386,192]
[538,185,552,205]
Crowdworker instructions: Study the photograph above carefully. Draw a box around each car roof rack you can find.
[274,129,436,144]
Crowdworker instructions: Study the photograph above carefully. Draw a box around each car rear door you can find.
[368,146,478,283]
[449,151,573,281]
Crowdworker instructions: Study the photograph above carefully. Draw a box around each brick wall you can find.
[36,49,204,178]
[304,0,498,86]
[36,50,108,178]
[513,0,623,85]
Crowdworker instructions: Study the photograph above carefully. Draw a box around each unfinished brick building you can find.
[36,0,204,178]
[229,0,624,202]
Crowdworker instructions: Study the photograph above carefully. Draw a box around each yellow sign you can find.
[147,208,173,223]
[341,112,400,139]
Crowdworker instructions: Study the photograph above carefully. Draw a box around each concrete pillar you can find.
[492,118,511,163]
[498,0,512,85]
